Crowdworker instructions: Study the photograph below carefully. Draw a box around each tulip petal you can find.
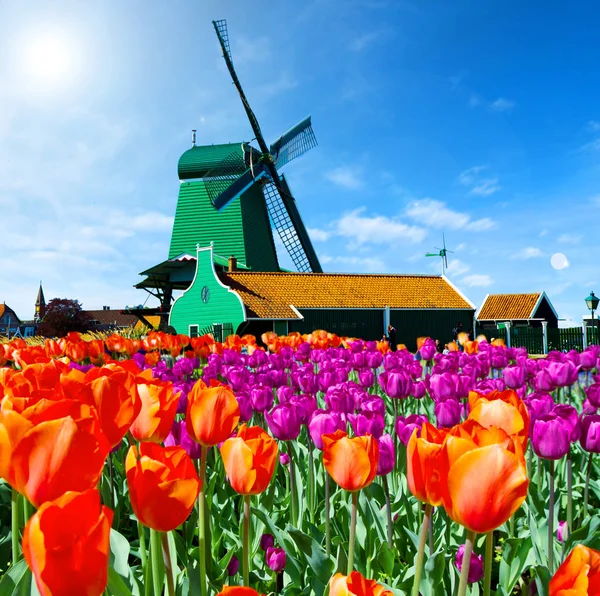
[447,444,529,534]
[221,437,257,495]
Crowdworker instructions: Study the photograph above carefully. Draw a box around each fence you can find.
[481,325,599,354]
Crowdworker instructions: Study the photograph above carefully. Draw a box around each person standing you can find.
[387,324,397,352]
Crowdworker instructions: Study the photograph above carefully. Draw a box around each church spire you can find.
[35,282,46,322]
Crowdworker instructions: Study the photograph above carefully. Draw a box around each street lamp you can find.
[585,291,599,341]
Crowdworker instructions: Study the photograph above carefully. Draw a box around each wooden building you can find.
[476,292,559,330]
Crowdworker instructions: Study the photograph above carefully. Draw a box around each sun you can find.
[22,30,79,87]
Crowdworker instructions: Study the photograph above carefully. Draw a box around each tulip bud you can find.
[227,555,240,576]
[266,547,287,573]
[455,544,484,583]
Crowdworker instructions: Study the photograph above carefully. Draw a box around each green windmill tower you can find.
[137,20,322,318]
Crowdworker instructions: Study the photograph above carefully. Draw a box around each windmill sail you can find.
[270,116,318,169]
[262,174,322,273]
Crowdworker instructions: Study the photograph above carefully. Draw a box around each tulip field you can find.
[2,330,600,595]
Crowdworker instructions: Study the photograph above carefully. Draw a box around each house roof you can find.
[134,315,161,330]
[83,310,138,328]
[220,272,475,320]
[476,293,545,321]
[0,303,20,322]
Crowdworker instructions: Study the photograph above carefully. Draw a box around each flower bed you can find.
[1,330,599,595]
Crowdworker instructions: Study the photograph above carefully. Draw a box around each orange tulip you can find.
[22,489,113,596]
[442,423,529,533]
[186,383,240,447]
[329,572,393,596]
[464,340,479,354]
[220,425,278,495]
[129,369,179,442]
[1,398,109,507]
[217,588,265,596]
[85,367,141,448]
[322,430,379,492]
[407,422,448,506]
[549,544,600,595]
[126,442,201,531]
[467,389,529,449]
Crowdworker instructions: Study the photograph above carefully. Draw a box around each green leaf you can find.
[107,566,134,596]
[287,527,334,584]
[499,537,534,594]
[110,529,131,579]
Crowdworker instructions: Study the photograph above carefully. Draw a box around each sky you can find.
[1,0,600,325]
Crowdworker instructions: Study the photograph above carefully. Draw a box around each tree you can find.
[37,298,92,338]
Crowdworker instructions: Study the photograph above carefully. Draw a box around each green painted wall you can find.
[169,248,246,335]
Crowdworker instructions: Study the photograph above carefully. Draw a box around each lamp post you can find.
[585,291,599,344]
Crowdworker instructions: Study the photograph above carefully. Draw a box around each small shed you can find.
[476,292,559,330]
[168,246,476,350]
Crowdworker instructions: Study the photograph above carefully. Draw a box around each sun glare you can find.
[22,30,80,88]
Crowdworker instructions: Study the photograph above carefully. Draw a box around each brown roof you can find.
[84,310,138,328]
[221,272,474,319]
[477,293,541,321]
[0,303,20,322]
[134,315,161,330]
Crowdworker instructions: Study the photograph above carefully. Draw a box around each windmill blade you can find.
[213,20,270,158]
[262,174,322,273]
[270,116,318,169]
[425,253,440,257]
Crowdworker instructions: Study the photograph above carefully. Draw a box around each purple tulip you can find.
[377,434,395,476]
[583,399,598,415]
[395,414,428,446]
[586,382,600,407]
[490,348,509,370]
[547,360,580,388]
[276,385,294,404]
[429,373,458,401]
[250,385,274,412]
[411,381,427,399]
[557,520,567,543]
[419,338,437,361]
[260,533,275,551]
[580,415,600,453]
[227,555,240,576]
[290,394,317,425]
[279,452,290,465]
[164,420,202,460]
[554,404,581,442]
[455,544,484,583]
[503,365,526,389]
[531,413,572,459]
[235,392,253,422]
[524,392,555,424]
[581,350,598,371]
[366,351,383,369]
[358,369,375,388]
[265,403,302,441]
[325,384,355,413]
[434,398,462,428]
[359,395,386,417]
[309,410,345,449]
[379,369,412,399]
[297,372,318,394]
[348,412,385,439]
[318,370,336,392]
[266,547,286,573]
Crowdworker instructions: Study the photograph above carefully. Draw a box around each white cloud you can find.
[539,229,548,237]
[404,199,495,231]
[307,228,331,242]
[258,72,298,98]
[325,166,363,190]
[490,97,516,112]
[558,233,583,244]
[462,274,494,287]
[444,259,470,276]
[336,208,427,245]
[458,165,501,197]
[588,120,600,132]
[130,212,174,231]
[511,247,544,260]
[350,31,381,52]
[468,94,482,108]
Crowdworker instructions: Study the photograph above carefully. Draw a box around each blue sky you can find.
[1,0,599,325]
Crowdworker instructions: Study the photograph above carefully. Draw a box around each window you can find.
[189,325,199,338]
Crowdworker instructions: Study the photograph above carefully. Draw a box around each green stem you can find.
[548,460,555,572]
[289,443,298,527]
[108,452,115,511]
[198,446,208,596]
[566,451,573,540]
[160,533,176,596]
[11,489,20,565]
[428,508,434,554]
[347,492,359,575]
[243,495,251,586]
[457,531,477,596]
[584,451,593,520]
[411,503,433,596]
[308,443,315,525]
[325,473,331,558]
[150,529,164,596]
[483,531,493,596]
[383,475,393,550]
[138,520,148,569]
[22,497,32,526]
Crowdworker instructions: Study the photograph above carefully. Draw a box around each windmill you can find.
[206,19,322,273]
[426,234,453,275]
